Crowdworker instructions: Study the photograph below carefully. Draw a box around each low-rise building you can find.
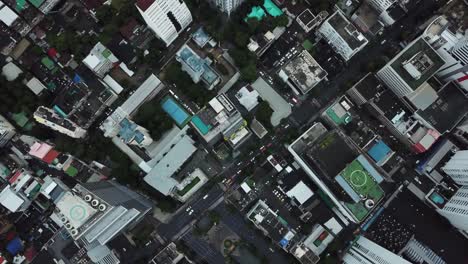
[247,199,300,251]
[0,114,15,147]
[278,50,327,95]
[191,94,251,147]
[175,44,221,90]
[33,106,87,138]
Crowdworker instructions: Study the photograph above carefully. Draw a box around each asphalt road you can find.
[157,184,224,241]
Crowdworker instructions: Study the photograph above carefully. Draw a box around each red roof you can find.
[47,48,57,58]
[457,74,468,83]
[9,171,22,184]
[120,18,139,40]
[136,0,155,11]
[42,150,60,164]
[24,246,36,261]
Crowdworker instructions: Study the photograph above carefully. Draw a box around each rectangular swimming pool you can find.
[161,96,191,127]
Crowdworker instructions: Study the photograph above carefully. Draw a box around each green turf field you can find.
[341,160,384,201]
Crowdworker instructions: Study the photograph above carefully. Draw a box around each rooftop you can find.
[143,136,197,195]
[389,37,445,91]
[306,130,358,179]
[416,81,468,133]
[279,50,327,94]
[327,10,368,50]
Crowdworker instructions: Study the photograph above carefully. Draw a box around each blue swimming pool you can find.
[161,97,191,127]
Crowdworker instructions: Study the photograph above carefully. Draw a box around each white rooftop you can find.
[236,86,260,111]
[56,192,97,229]
[286,181,314,205]
[144,136,197,195]
[0,5,18,26]
[0,187,24,212]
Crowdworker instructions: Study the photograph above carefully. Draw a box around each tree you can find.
[234,31,250,48]
[271,15,289,28]
[241,63,258,82]
[208,210,221,224]
[95,5,114,24]
[255,101,273,127]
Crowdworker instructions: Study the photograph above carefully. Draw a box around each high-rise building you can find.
[376,36,445,110]
[211,0,243,16]
[437,186,468,233]
[366,0,396,12]
[53,181,152,245]
[343,236,411,264]
[136,0,192,46]
[0,114,15,147]
[452,36,468,65]
[441,150,468,186]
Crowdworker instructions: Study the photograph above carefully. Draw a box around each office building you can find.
[343,236,411,264]
[47,180,152,263]
[376,37,445,110]
[318,10,368,61]
[0,115,15,147]
[437,186,468,233]
[288,123,386,223]
[211,0,243,16]
[422,16,468,91]
[136,0,192,46]
[441,150,468,186]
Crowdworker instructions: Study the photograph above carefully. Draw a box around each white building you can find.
[0,115,15,147]
[422,16,468,91]
[437,186,468,233]
[34,106,87,139]
[441,150,468,186]
[318,10,368,61]
[366,0,396,12]
[343,236,411,264]
[376,37,445,110]
[136,0,192,46]
[212,0,243,16]
[452,36,468,65]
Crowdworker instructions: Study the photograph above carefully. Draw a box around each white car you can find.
[188,209,194,216]
[186,206,192,212]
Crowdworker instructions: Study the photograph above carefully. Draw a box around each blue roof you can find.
[279,238,289,248]
[335,175,361,203]
[118,118,139,143]
[192,27,210,47]
[73,74,82,83]
[180,47,205,73]
[357,155,384,183]
[201,65,219,85]
[367,140,391,163]
[6,237,23,256]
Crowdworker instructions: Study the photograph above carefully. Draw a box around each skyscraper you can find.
[441,150,468,186]
[136,0,192,46]
[437,186,468,233]
[212,0,244,16]
[343,236,411,264]
[48,180,153,263]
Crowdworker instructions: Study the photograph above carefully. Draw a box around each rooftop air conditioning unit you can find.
[91,199,99,207]
[98,204,107,212]
[61,217,68,223]
[84,195,93,202]
[65,223,73,229]
[71,229,79,236]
